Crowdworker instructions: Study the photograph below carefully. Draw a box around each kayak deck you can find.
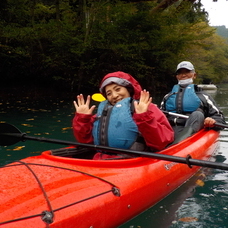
[0,129,219,228]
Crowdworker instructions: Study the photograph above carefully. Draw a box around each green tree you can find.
[1,0,228,97]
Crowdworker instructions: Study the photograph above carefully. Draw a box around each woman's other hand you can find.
[73,94,96,115]
[134,90,152,114]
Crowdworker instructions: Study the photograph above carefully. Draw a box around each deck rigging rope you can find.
[17,160,54,224]
[0,161,120,226]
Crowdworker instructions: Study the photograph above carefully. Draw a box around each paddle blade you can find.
[92,93,106,102]
[0,123,23,146]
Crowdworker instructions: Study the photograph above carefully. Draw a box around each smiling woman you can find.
[72,71,174,159]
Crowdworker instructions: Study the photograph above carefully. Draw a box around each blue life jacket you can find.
[93,97,139,149]
[165,84,201,113]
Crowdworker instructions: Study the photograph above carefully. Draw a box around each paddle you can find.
[1,123,228,171]
[91,93,228,129]
[161,111,228,129]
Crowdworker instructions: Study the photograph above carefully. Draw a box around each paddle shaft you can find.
[3,132,228,171]
[162,111,228,128]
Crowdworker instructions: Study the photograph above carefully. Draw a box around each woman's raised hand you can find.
[73,94,96,115]
[134,90,152,114]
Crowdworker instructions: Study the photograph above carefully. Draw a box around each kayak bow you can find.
[0,124,223,228]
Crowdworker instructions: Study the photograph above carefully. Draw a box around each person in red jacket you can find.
[73,71,174,159]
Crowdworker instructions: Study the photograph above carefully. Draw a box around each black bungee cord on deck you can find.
[0,161,120,226]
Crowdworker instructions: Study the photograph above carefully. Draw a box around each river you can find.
[1,84,228,227]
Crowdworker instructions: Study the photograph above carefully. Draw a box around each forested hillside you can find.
[1,0,228,99]
[214,26,228,41]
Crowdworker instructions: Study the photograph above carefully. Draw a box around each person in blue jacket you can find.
[160,61,226,138]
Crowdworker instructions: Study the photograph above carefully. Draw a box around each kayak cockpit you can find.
[40,129,219,170]
[50,147,97,159]
[46,126,196,160]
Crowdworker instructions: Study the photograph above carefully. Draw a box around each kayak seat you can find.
[51,147,96,159]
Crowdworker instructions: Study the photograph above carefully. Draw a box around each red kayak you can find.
[0,129,220,228]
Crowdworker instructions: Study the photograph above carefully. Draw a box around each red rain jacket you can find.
[73,72,174,157]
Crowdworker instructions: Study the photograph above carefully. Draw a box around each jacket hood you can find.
[99,71,142,100]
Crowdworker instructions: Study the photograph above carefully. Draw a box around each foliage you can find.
[213,26,228,43]
[0,0,228,98]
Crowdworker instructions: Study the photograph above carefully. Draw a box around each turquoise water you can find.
[0,97,76,165]
[1,85,228,227]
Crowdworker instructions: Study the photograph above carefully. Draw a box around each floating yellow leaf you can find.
[196,179,205,187]
[27,108,38,112]
[21,124,33,127]
[179,217,198,222]
[34,133,42,135]
[0,121,6,123]
[57,120,61,122]
[62,127,72,131]
[26,118,34,121]
[40,109,49,112]
[195,172,206,186]
[44,132,50,135]
[13,146,25,151]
